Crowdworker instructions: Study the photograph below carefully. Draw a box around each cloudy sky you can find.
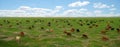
[0,0,120,17]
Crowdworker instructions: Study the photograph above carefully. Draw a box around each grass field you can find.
[0,17,120,47]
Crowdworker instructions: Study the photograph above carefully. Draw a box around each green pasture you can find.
[0,17,120,47]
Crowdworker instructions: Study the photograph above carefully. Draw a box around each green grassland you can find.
[0,17,120,47]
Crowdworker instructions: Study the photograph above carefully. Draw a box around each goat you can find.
[101,30,107,35]
[101,36,109,41]
[70,28,75,32]
[20,32,25,37]
[15,36,21,44]
[82,34,88,39]
[64,30,72,36]
[76,29,80,32]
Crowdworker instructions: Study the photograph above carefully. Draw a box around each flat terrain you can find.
[0,17,120,47]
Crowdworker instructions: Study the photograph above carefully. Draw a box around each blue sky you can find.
[0,0,120,17]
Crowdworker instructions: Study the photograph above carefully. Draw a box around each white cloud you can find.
[0,5,119,17]
[93,3,110,8]
[109,8,116,11]
[63,8,87,14]
[0,6,63,17]
[68,1,90,7]
[111,5,114,7]
[94,10,102,14]
[63,9,77,15]
[55,6,63,10]
[93,10,120,17]
[79,8,88,11]
[62,9,120,17]
[0,10,28,17]
[93,3,118,15]
[62,8,89,17]
[47,6,63,16]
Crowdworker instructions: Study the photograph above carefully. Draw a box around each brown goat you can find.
[101,30,107,35]
[82,34,88,39]
[106,24,112,30]
[101,36,109,41]
[116,28,120,33]
[20,32,24,37]
[70,28,75,32]
[64,30,72,36]
[89,26,92,28]
[50,29,54,32]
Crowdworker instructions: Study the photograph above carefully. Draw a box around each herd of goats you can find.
[0,18,120,43]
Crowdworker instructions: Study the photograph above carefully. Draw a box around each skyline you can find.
[0,0,120,17]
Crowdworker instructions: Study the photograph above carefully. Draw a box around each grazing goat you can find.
[116,28,120,33]
[16,23,19,25]
[70,28,75,32]
[111,28,114,30]
[101,36,109,41]
[0,24,2,27]
[48,22,51,27]
[41,27,44,29]
[28,27,32,29]
[101,30,107,35]
[20,32,24,37]
[9,25,12,28]
[50,29,54,32]
[106,24,112,30]
[82,34,88,39]
[64,30,72,36]
[46,29,50,32]
[15,36,21,44]
[76,29,80,32]
[26,20,30,22]
[95,24,98,27]
[89,26,92,28]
